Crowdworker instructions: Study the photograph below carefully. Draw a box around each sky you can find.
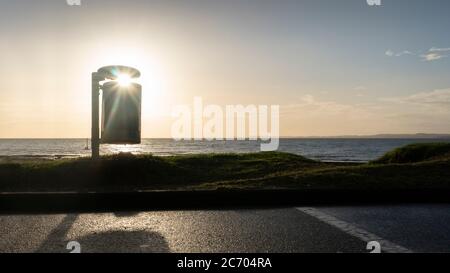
[0,0,450,138]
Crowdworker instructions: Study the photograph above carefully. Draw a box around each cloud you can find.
[280,95,384,135]
[378,88,450,132]
[280,90,450,135]
[385,50,394,57]
[421,52,447,61]
[385,49,414,57]
[383,88,450,106]
[429,47,450,52]
[386,47,450,61]
[421,47,450,61]
[353,86,367,91]
[282,95,373,119]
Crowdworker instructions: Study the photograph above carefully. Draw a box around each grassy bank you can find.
[1,143,450,192]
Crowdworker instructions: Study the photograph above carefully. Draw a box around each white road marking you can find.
[296,207,413,253]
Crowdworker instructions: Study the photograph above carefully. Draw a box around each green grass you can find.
[372,143,450,164]
[1,143,450,192]
[0,152,325,192]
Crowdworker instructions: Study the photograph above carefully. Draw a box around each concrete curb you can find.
[1,189,450,213]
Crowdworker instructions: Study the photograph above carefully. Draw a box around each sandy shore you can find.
[0,155,86,163]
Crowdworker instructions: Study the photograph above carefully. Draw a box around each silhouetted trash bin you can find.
[101,81,142,144]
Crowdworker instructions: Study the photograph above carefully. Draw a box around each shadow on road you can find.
[36,214,170,253]
[37,214,79,252]
[75,230,170,253]
[113,211,141,217]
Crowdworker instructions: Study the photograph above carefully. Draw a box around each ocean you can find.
[1,138,450,162]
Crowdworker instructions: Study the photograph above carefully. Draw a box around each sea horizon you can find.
[2,137,450,163]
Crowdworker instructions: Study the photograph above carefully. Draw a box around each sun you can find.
[116,74,132,87]
[91,45,170,116]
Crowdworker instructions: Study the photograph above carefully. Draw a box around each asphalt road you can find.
[1,205,449,253]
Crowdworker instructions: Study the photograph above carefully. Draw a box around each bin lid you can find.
[97,65,140,80]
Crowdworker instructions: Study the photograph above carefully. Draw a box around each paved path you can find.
[1,205,449,253]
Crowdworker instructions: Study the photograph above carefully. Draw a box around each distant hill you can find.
[284,134,450,139]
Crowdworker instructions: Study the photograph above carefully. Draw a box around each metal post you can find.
[91,72,101,160]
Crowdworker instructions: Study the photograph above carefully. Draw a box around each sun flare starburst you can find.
[116,74,132,87]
